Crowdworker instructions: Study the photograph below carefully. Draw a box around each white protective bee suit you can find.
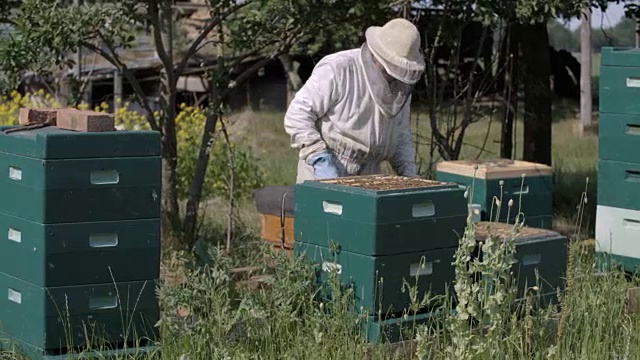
[284,18,426,183]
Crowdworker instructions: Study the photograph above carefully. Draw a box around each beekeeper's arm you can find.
[389,100,417,177]
[284,60,342,164]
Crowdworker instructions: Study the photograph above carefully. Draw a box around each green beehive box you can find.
[294,175,467,256]
[435,159,554,228]
[0,155,162,223]
[474,222,567,300]
[598,113,640,163]
[597,159,640,212]
[0,126,161,223]
[0,212,160,287]
[363,311,445,345]
[0,126,160,159]
[600,47,640,115]
[295,242,456,315]
[0,272,159,352]
[1,339,159,360]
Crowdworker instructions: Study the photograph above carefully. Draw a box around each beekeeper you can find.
[284,18,426,183]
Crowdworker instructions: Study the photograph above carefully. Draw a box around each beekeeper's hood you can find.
[361,18,426,118]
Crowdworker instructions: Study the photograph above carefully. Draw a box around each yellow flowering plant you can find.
[0,91,263,200]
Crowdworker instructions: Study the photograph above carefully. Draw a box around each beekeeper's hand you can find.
[308,151,339,179]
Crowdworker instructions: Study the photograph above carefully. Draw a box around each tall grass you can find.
[4,107,629,359]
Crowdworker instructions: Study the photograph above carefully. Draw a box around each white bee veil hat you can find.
[365,18,426,85]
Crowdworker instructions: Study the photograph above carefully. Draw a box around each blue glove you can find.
[308,151,339,179]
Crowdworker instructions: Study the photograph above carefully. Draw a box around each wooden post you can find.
[579,7,593,136]
[73,0,82,89]
[113,70,122,114]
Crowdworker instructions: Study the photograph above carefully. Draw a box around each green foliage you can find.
[226,0,392,58]
[548,17,636,53]
[174,105,264,201]
[0,0,140,88]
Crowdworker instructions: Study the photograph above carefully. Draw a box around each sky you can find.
[566,2,629,29]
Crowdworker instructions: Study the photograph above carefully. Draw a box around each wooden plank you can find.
[229,266,264,281]
[237,275,272,291]
[259,213,294,248]
[626,287,640,314]
[436,159,553,179]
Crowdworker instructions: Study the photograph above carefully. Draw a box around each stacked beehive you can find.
[293,175,467,344]
[474,222,568,306]
[435,159,554,229]
[596,47,640,273]
[0,111,161,358]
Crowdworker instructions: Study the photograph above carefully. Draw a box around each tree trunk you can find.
[159,78,180,235]
[183,111,219,245]
[500,23,519,159]
[159,1,181,237]
[279,54,303,106]
[520,22,552,166]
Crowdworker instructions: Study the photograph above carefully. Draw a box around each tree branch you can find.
[175,0,253,77]
[220,55,277,100]
[147,0,173,73]
[81,41,160,131]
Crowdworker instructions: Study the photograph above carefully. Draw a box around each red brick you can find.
[18,108,58,126]
[56,109,115,132]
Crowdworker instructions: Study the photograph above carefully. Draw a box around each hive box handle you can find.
[410,262,434,277]
[623,218,640,230]
[522,253,541,266]
[512,185,529,195]
[625,170,640,182]
[89,295,119,310]
[627,77,640,88]
[412,201,435,218]
[8,228,21,243]
[322,201,343,216]
[626,124,640,136]
[89,233,119,248]
[7,288,21,304]
[8,166,21,181]
[90,170,120,185]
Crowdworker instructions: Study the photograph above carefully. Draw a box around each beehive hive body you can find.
[296,242,456,315]
[294,175,465,317]
[0,273,159,350]
[595,205,640,273]
[435,159,554,229]
[294,175,467,256]
[474,222,567,301]
[596,48,640,273]
[0,125,161,356]
[0,213,160,287]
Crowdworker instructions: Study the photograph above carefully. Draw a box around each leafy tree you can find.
[0,0,389,245]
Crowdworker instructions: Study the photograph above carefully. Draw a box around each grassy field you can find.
[5,102,636,360]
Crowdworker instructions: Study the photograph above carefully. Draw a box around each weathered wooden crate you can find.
[253,186,295,250]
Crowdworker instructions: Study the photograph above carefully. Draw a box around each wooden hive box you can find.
[253,186,295,250]
[436,159,554,229]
